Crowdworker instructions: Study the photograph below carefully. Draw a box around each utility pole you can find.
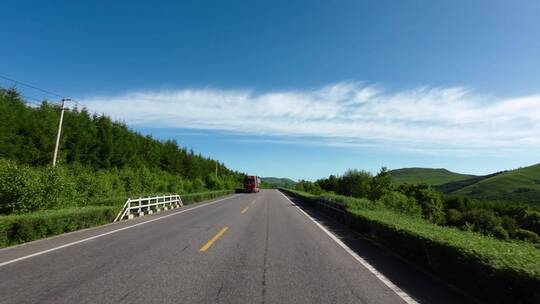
[52,98,69,167]
[215,162,218,178]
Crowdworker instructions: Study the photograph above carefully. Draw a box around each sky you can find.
[1,0,540,180]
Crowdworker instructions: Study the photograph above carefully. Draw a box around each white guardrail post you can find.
[127,199,133,219]
[114,193,185,222]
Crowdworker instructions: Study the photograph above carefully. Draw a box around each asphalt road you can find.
[0,190,472,304]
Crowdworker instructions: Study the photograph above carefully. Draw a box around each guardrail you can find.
[280,188,347,220]
[315,198,347,221]
[114,194,183,222]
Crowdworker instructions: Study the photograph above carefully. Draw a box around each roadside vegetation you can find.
[281,188,540,303]
[289,166,540,303]
[295,168,540,244]
[0,87,242,246]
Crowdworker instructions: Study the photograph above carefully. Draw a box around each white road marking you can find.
[277,191,418,304]
[0,195,239,267]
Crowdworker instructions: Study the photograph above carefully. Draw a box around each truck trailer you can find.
[243,175,261,193]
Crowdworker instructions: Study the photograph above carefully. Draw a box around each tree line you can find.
[0,87,243,214]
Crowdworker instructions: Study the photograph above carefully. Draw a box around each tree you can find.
[295,180,322,195]
[368,167,393,201]
[399,183,445,224]
[461,209,505,238]
[338,169,372,198]
[0,86,244,209]
[378,191,422,217]
[316,174,338,193]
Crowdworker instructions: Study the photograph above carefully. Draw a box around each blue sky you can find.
[1,0,540,180]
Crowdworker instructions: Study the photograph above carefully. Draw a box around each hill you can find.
[434,171,504,193]
[390,164,540,204]
[452,164,540,203]
[261,177,296,188]
[389,168,477,186]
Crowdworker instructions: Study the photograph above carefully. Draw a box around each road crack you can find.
[215,282,224,303]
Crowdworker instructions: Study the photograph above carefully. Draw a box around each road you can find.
[0,190,472,304]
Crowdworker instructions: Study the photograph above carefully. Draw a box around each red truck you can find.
[243,175,261,193]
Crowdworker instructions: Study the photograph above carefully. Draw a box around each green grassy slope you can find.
[261,177,296,187]
[453,164,540,203]
[435,171,504,193]
[389,168,477,186]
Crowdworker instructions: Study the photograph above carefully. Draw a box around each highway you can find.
[0,190,472,304]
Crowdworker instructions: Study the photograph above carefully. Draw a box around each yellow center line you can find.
[251,195,261,205]
[241,207,249,214]
[199,226,229,252]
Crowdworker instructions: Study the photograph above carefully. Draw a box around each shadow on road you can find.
[286,195,479,304]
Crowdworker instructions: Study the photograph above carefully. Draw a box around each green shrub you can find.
[501,215,519,237]
[491,225,509,240]
[522,210,540,235]
[318,193,376,210]
[192,178,206,192]
[295,180,323,195]
[399,183,445,224]
[377,191,422,217]
[368,167,393,201]
[0,159,41,213]
[204,174,225,190]
[181,190,234,204]
[461,209,505,237]
[0,206,117,247]
[338,169,372,198]
[346,209,540,303]
[39,166,81,209]
[445,209,463,226]
[514,229,540,244]
[0,159,240,215]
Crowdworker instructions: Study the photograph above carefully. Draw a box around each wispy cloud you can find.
[82,82,540,153]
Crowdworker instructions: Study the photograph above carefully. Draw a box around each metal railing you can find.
[114,194,183,222]
[315,198,347,220]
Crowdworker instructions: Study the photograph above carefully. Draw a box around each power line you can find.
[0,75,66,98]
[0,74,94,111]
[20,94,45,105]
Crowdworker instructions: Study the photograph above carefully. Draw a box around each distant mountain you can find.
[261,177,297,188]
[389,168,477,186]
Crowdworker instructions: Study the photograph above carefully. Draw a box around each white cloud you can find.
[81,82,540,153]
